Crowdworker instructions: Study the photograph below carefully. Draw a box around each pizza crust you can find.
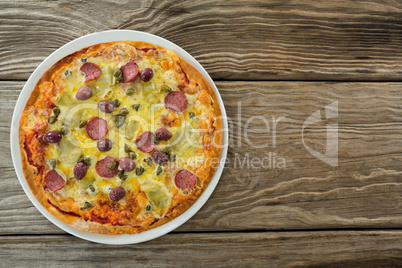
[19,41,223,235]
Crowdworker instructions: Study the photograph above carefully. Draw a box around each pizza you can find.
[19,41,222,234]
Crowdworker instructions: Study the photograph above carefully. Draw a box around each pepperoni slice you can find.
[80,62,101,82]
[119,157,135,172]
[165,91,188,112]
[44,170,66,191]
[95,156,119,178]
[73,162,89,180]
[135,131,157,153]
[121,62,139,83]
[109,186,125,201]
[152,150,168,166]
[155,128,171,141]
[76,85,93,100]
[86,117,108,140]
[174,169,197,190]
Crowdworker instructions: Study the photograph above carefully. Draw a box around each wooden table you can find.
[1,1,402,267]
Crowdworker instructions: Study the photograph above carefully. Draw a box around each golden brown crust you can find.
[19,41,223,235]
[19,88,50,215]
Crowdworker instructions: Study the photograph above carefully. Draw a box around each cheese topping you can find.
[43,45,212,220]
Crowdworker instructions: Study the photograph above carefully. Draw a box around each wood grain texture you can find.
[1,81,401,234]
[1,0,402,81]
[1,231,402,267]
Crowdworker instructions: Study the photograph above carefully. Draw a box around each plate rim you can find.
[10,30,228,245]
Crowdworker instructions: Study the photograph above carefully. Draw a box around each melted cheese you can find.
[45,46,211,218]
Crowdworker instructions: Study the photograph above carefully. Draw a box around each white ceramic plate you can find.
[10,30,228,245]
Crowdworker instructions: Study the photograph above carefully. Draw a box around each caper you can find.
[108,162,117,169]
[145,204,152,212]
[48,159,57,169]
[124,144,131,153]
[118,170,128,181]
[112,114,126,128]
[78,156,91,166]
[81,201,93,210]
[163,146,172,154]
[153,135,160,144]
[135,166,145,176]
[132,103,140,111]
[161,85,172,93]
[53,107,60,116]
[188,112,196,119]
[117,169,125,179]
[126,88,135,96]
[86,185,99,196]
[112,99,121,108]
[48,116,57,124]
[61,125,69,135]
[113,68,122,77]
[156,165,163,176]
[64,69,72,77]
[119,108,129,116]
[79,120,87,128]
[113,68,123,83]
[143,157,153,166]
[168,153,176,162]
[128,151,137,160]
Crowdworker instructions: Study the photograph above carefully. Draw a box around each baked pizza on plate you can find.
[18,40,223,235]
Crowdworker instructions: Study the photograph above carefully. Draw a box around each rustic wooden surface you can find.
[1,0,401,267]
[1,231,402,267]
[1,0,402,81]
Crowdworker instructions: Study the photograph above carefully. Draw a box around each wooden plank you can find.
[1,81,401,234]
[1,0,402,81]
[1,231,402,267]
